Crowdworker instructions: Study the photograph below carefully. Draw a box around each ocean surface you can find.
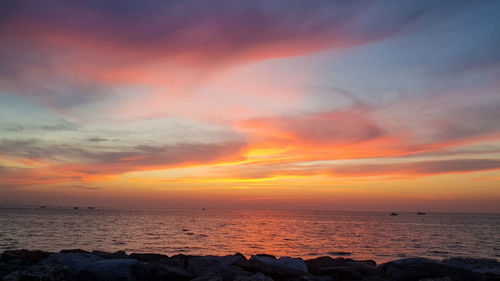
[0,208,499,263]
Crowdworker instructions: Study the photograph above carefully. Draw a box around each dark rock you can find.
[41,252,102,276]
[165,254,200,269]
[419,277,453,281]
[190,277,223,281]
[0,258,33,278]
[256,254,277,260]
[187,255,250,281]
[59,249,90,254]
[234,272,274,281]
[250,256,308,273]
[78,258,137,281]
[379,258,482,281]
[92,250,129,259]
[237,258,308,281]
[187,255,245,275]
[235,253,248,261]
[130,261,193,281]
[1,250,53,263]
[2,263,70,281]
[288,276,333,281]
[305,256,385,280]
[441,258,500,281]
[129,253,169,263]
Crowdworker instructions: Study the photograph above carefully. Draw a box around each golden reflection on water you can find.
[0,208,499,262]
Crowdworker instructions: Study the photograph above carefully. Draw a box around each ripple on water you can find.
[0,209,499,263]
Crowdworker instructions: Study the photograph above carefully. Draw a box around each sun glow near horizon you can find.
[1,0,500,212]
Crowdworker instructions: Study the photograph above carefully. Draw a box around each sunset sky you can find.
[1,0,500,212]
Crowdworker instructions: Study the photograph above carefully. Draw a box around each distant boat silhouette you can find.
[417,212,426,215]
[88,207,95,209]
[390,212,398,216]
[73,207,79,209]
[201,208,206,211]
[40,206,46,208]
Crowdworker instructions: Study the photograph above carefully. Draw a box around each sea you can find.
[0,208,499,263]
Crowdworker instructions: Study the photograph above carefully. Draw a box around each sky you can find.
[1,0,500,212]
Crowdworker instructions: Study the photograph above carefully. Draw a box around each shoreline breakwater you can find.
[1,249,499,281]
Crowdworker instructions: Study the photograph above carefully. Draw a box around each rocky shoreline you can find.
[1,249,499,281]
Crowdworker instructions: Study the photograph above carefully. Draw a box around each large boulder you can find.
[77,258,137,281]
[41,252,102,276]
[130,261,193,281]
[2,263,70,281]
[379,258,482,281]
[305,256,385,281]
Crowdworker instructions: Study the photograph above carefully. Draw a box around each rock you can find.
[165,254,200,269]
[1,250,53,263]
[238,258,308,281]
[41,252,102,276]
[305,256,385,280]
[0,258,33,279]
[440,258,500,281]
[234,272,274,281]
[129,253,169,263]
[288,276,334,281]
[235,253,248,261]
[2,263,70,281]
[256,254,277,260]
[92,250,129,260]
[306,257,377,273]
[59,249,90,254]
[187,255,245,276]
[186,255,250,281]
[419,278,453,281]
[190,277,223,281]
[441,258,500,275]
[130,261,193,281]
[379,258,482,281]
[250,256,308,273]
[78,258,137,281]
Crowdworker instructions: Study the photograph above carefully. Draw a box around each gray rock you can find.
[2,263,70,281]
[41,252,102,276]
[78,259,137,281]
[130,261,193,281]
[379,258,482,281]
[250,256,308,273]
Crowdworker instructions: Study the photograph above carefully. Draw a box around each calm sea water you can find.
[0,208,499,263]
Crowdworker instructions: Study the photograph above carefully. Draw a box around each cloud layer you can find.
[1,0,500,210]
